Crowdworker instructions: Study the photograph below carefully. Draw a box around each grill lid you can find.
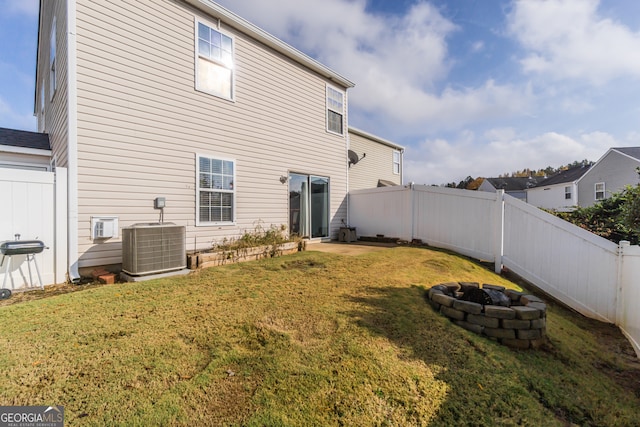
[0,240,46,256]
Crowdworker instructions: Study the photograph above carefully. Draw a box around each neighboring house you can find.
[477,177,540,202]
[35,0,369,279]
[526,165,591,211]
[347,127,404,191]
[0,127,51,171]
[576,147,640,207]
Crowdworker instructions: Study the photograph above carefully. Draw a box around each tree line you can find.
[444,159,594,189]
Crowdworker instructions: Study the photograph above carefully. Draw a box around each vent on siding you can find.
[122,223,186,276]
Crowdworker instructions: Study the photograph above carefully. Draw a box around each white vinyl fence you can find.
[349,185,640,357]
[0,168,67,289]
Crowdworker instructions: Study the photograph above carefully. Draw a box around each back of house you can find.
[347,127,404,191]
[36,0,355,276]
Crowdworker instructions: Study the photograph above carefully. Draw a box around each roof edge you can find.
[184,0,355,89]
[34,0,43,115]
[348,126,404,150]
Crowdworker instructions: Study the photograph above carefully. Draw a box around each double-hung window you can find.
[564,186,572,200]
[196,20,234,100]
[197,155,235,225]
[393,150,401,175]
[595,182,605,201]
[50,18,56,100]
[326,85,344,135]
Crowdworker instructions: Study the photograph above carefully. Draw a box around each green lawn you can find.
[1,247,639,426]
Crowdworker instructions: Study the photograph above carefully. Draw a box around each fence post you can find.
[494,190,505,274]
[410,182,415,242]
[616,240,630,326]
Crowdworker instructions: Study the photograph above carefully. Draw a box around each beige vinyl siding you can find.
[577,150,640,207]
[75,0,348,267]
[37,0,69,167]
[348,130,401,191]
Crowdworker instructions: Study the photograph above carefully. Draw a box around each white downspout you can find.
[67,0,80,282]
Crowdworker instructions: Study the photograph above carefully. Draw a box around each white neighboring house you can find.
[576,147,640,207]
[526,166,591,211]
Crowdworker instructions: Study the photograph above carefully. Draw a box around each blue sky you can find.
[2,0,640,185]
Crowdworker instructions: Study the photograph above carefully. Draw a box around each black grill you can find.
[0,240,46,256]
[1,238,47,290]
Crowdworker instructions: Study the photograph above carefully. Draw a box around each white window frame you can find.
[194,18,235,101]
[564,185,572,200]
[50,17,57,100]
[196,153,236,226]
[595,182,605,201]
[326,84,345,136]
[393,150,401,175]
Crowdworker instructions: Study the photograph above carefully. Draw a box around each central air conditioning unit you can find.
[122,223,186,276]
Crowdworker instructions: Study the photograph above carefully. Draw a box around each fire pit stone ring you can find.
[426,282,547,349]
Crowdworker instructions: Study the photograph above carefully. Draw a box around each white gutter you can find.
[348,127,405,151]
[67,0,80,282]
[184,0,355,89]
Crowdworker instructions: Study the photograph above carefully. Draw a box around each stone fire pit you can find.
[426,282,547,349]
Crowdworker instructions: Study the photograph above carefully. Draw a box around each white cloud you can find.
[2,0,39,17]
[404,129,617,185]
[508,0,640,84]
[470,40,485,53]
[217,0,532,131]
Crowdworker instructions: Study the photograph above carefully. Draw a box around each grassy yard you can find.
[1,247,639,426]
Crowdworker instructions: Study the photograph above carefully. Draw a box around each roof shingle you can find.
[0,127,51,151]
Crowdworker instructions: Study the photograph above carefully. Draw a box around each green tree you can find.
[554,181,640,245]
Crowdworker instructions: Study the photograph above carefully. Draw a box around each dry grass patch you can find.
[1,247,639,426]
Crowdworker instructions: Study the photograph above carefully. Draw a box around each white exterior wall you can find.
[348,129,401,191]
[69,0,350,267]
[578,150,640,207]
[526,183,576,211]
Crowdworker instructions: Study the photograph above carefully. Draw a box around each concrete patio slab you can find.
[305,241,396,255]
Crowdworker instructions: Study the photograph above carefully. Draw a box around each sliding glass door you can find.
[289,173,329,239]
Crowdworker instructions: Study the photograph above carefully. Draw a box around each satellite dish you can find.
[348,150,366,167]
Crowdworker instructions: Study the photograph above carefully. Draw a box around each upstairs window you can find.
[326,85,344,135]
[564,186,571,200]
[393,150,401,175]
[595,182,605,201]
[197,154,235,225]
[50,18,57,100]
[196,20,234,100]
